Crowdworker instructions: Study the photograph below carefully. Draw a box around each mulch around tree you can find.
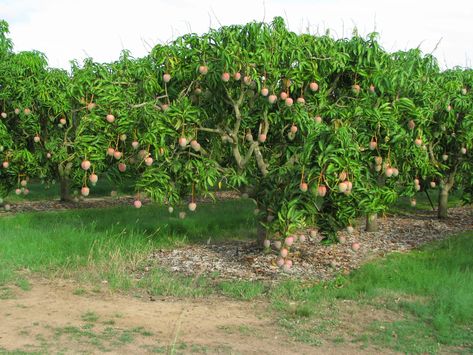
[147,206,473,281]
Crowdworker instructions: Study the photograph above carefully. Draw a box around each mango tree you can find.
[418,68,473,218]
[2,17,471,271]
[134,18,435,254]
[0,26,48,200]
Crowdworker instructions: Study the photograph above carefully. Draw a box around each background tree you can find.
[419,68,473,218]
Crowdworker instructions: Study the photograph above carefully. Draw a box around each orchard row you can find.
[0,18,472,251]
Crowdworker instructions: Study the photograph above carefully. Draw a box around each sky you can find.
[1,0,472,70]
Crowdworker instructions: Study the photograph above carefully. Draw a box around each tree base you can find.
[365,213,378,232]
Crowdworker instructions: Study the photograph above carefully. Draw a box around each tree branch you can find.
[197,127,224,134]
[232,103,242,138]
[309,56,332,61]
[178,80,197,99]
[327,73,342,95]
[254,145,268,176]
[232,144,243,169]
[241,142,257,167]
[237,83,245,106]
[446,160,460,191]
[428,142,440,167]
[258,109,270,136]
[223,86,236,106]
[130,95,167,109]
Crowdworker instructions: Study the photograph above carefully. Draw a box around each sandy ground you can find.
[0,279,383,354]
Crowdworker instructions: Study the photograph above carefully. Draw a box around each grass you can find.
[138,268,213,297]
[268,232,473,353]
[0,199,257,292]
[218,280,266,300]
[72,287,86,296]
[392,188,464,213]
[0,286,15,300]
[51,323,154,352]
[81,311,100,323]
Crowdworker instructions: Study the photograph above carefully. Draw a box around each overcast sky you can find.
[1,0,472,70]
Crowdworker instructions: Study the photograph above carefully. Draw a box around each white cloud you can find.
[1,0,472,69]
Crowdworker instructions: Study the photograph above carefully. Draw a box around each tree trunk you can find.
[365,213,378,232]
[59,177,72,202]
[438,185,449,219]
[256,226,267,248]
[58,162,73,202]
[239,184,254,198]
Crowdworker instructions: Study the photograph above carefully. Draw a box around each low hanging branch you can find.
[130,95,168,109]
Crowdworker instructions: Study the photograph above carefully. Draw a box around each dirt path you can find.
[0,279,376,354]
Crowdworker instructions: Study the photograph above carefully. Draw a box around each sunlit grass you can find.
[0,199,257,286]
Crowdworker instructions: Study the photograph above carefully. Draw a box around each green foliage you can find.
[0,17,472,240]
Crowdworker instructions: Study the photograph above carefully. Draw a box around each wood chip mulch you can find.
[146,207,473,282]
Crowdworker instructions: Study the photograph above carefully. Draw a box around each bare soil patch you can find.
[0,279,374,354]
